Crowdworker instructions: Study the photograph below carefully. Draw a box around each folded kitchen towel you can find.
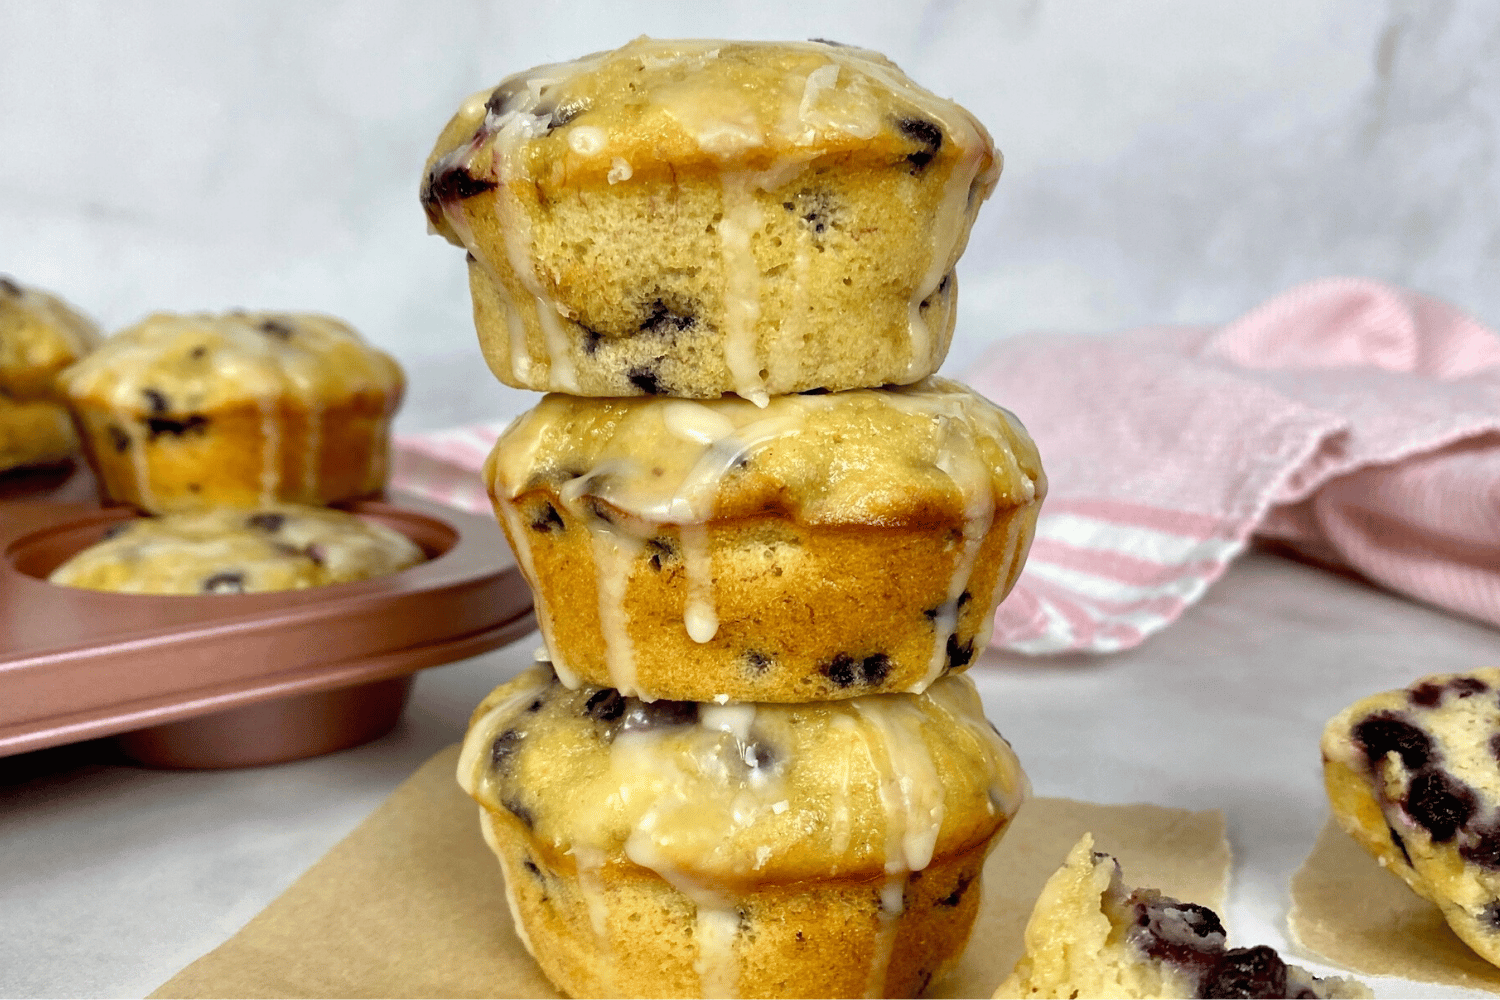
[969,277,1500,653]
[392,278,1500,656]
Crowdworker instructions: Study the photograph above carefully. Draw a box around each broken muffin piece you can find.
[1322,667,1500,972]
[996,834,1369,999]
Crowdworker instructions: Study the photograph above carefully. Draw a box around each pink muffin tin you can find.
[0,464,533,768]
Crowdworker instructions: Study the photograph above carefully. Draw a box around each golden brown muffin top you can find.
[49,503,424,595]
[0,276,101,401]
[485,376,1044,528]
[421,36,1000,242]
[459,663,1027,886]
[58,311,404,413]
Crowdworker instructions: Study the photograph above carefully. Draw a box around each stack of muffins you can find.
[42,308,422,594]
[425,38,1046,998]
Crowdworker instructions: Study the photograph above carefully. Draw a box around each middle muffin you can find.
[486,376,1044,703]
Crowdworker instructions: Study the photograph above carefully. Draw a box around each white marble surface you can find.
[4,2,1500,430]
[3,549,1497,998]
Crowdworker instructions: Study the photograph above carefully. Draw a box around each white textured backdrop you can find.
[3,0,1497,430]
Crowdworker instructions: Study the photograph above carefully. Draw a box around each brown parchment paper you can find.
[151,746,1229,1000]
[1291,817,1500,994]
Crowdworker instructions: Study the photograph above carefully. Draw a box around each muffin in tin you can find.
[458,662,1028,999]
[59,311,404,513]
[422,37,998,403]
[0,276,101,471]
[48,503,424,595]
[997,835,1369,999]
[1322,667,1500,971]
[484,377,1045,703]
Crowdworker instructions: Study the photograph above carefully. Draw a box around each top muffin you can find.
[59,311,404,513]
[422,37,1000,403]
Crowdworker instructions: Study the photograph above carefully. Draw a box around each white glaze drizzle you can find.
[827,714,857,863]
[494,501,579,687]
[561,464,644,695]
[590,525,644,696]
[866,873,908,999]
[496,186,579,394]
[126,418,156,510]
[717,172,767,406]
[257,395,279,505]
[456,666,554,792]
[680,523,718,643]
[652,407,809,524]
[619,702,764,997]
[851,696,945,997]
[923,419,996,688]
[572,844,616,994]
[904,141,982,379]
[852,695,947,874]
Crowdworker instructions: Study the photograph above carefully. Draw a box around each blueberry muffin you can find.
[458,662,1027,998]
[48,503,424,594]
[0,276,101,471]
[58,311,404,513]
[484,377,1044,703]
[422,37,999,403]
[0,397,79,474]
[997,835,1370,999]
[1321,667,1500,970]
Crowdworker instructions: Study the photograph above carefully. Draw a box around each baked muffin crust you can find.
[459,663,1026,997]
[0,277,101,472]
[485,377,1045,702]
[0,276,100,402]
[422,37,1000,402]
[59,311,404,512]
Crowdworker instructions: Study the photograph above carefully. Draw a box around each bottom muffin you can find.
[48,503,425,594]
[458,664,1028,998]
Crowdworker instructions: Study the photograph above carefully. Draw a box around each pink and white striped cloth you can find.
[392,277,1500,656]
